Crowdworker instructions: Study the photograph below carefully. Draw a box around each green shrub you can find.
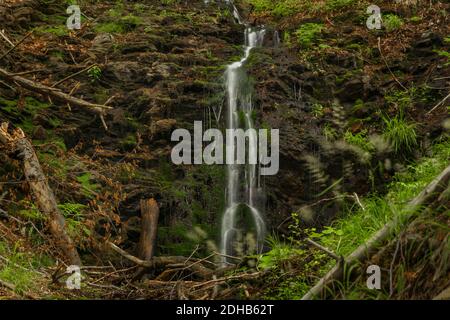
[248,0,277,12]
[258,236,303,269]
[435,49,450,66]
[325,0,355,11]
[382,115,417,155]
[311,103,324,117]
[383,14,403,32]
[247,0,303,17]
[87,65,102,82]
[272,0,302,17]
[385,89,414,111]
[295,23,324,48]
[344,130,375,153]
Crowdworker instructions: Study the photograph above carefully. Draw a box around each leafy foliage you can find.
[76,172,100,198]
[383,14,403,32]
[295,23,324,48]
[382,115,417,155]
[344,130,375,153]
[87,66,102,82]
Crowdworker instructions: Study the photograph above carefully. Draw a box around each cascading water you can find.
[217,1,267,263]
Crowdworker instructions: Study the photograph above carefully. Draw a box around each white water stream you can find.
[216,1,267,263]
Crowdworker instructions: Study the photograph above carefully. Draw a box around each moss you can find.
[0,96,51,135]
[76,172,100,199]
[97,7,143,33]
[325,0,356,11]
[95,22,124,34]
[0,96,49,117]
[34,136,67,152]
[34,25,68,37]
[158,223,194,256]
[248,0,358,18]
[154,160,225,256]
[37,151,68,179]
[120,134,137,151]
[335,69,362,85]
[246,50,273,68]
[47,117,62,129]
[0,241,54,295]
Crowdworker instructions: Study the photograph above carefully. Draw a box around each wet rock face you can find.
[246,14,449,229]
[2,0,448,257]
[0,0,246,255]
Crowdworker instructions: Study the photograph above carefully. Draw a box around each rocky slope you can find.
[1,0,247,259]
[242,0,449,230]
[0,0,448,299]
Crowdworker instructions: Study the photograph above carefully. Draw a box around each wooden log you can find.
[133,198,160,279]
[137,199,159,262]
[0,67,112,115]
[0,123,81,266]
[302,164,450,300]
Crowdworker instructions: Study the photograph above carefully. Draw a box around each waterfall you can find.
[273,30,280,47]
[216,1,267,263]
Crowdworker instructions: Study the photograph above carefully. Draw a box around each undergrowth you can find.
[260,139,450,299]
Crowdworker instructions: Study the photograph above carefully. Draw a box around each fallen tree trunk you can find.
[0,67,112,115]
[302,164,450,300]
[0,123,81,266]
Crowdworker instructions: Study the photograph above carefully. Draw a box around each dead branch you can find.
[108,241,151,267]
[427,92,450,114]
[302,164,450,300]
[305,238,340,261]
[0,31,33,60]
[107,241,214,279]
[0,30,14,47]
[191,271,263,290]
[0,123,81,266]
[51,64,97,88]
[145,271,263,298]
[377,37,407,91]
[0,67,112,115]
